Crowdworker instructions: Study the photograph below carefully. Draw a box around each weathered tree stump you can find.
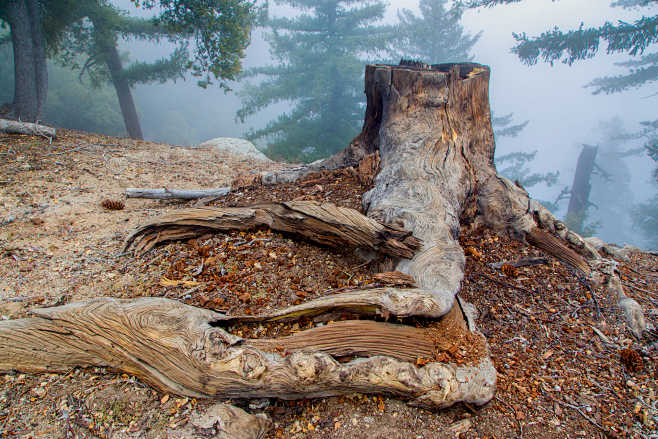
[1,62,645,414]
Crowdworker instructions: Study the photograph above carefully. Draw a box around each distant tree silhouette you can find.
[394,0,481,63]
[237,0,392,162]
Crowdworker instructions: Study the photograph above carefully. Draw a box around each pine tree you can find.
[467,0,657,94]
[469,0,658,246]
[237,0,391,162]
[492,114,561,211]
[1,0,257,138]
[395,0,481,63]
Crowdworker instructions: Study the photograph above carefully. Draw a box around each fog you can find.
[67,1,658,247]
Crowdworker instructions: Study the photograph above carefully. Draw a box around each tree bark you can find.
[566,144,598,234]
[5,0,48,122]
[0,297,494,409]
[262,64,597,272]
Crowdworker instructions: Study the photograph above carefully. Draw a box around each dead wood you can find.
[488,257,550,270]
[0,118,56,138]
[372,271,416,287]
[124,201,421,259]
[222,286,455,321]
[11,62,643,415]
[0,297,495,409]
[525,228,590,274]
[125,187,230,200]
[356,152,380,186]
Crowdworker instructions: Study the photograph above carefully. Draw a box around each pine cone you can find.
[620,348,643,372]
[101,199,125,211]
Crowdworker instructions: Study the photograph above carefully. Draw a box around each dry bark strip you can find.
[0,297,495,409]
[0,118,56,138]
[124,201,421,259]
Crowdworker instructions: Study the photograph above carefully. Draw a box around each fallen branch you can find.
[488,257,549,270]
[0,118,56,138]
[125,187,230,200]
[124,201,421,260]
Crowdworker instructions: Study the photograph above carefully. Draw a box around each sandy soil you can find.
[0,129,656,439]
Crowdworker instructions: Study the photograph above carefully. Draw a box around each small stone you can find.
[249,398,270,410]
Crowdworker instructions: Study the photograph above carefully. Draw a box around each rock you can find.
[607,275,646,339]
[447,418,472,436]
[168,402,271,439]
[196,137,271,162]
[0,302,26,319]
[584,236,606,251]
[584,237,644,262]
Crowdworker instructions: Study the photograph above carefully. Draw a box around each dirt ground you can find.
[0,129,656,439]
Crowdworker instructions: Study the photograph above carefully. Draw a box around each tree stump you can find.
[2,63,644,413]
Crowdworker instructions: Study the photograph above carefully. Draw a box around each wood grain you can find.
[0,297,496,409]
[124,201,421,259]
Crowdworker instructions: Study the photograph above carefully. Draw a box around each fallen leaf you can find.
[465,246,483,261]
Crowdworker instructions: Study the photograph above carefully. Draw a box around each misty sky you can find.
[118,0,656,246]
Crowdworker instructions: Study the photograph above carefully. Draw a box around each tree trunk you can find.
[266,63,596,270]
[5,0,47,122]
[89,13,144,141]
[566,144,598,234]
[105,44,144,140]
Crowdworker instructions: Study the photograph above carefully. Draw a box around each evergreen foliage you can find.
[492,113,560,212]
[492,113,528,138]
[237,0,392,162]
[394,0,481,63]
[467,0,658,94]
[46,0,258,89]
[1,0,257,137]
[493,114,558,189]
[469,0,658,246]
[496,150,559,189]
[53,3,186,86]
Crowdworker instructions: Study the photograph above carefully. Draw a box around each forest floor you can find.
[0,128,656,439]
